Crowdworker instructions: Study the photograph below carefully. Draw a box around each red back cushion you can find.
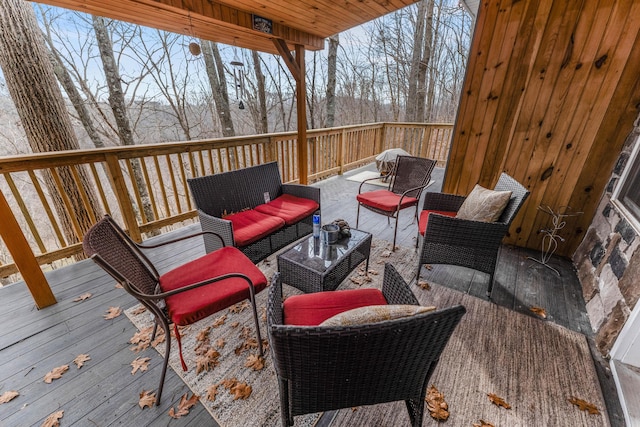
[283,288,387,326]
[418,210,457,235]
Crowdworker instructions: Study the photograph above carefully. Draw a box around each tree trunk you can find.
[326,35,339,128]
[406,0,428,122]
[47,48,106,148]
[93,15,155,226]
[252,50,269,134]
[202,40,236,137]
[416,0,435,122]
[0,0,102,245]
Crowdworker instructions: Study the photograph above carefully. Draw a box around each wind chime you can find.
[231,47,245,110]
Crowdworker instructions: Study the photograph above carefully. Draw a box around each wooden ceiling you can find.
[32,0,421,54]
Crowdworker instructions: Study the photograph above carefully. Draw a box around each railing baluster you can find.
[0,122,452,285]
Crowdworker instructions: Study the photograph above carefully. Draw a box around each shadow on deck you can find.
[0,163,624,426]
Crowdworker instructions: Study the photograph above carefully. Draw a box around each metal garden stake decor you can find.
[528,205,582,275]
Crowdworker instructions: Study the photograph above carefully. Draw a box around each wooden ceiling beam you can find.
[33,0,325,54]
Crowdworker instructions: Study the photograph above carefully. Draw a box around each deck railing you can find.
[0,122,452,284]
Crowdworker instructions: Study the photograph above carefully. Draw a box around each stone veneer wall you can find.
[574,124,640,357]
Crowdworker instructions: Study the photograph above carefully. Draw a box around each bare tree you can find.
[201,40,235,137]
[93,15,155,226]
[326,34,339,128]
[0,0,102,243]
[39,8,106,148]
[251,50,268,134]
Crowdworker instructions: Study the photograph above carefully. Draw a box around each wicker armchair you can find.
[356,155,436,250]
[416,173,529,296]
[267,263,466,427]
[83,215,267,404]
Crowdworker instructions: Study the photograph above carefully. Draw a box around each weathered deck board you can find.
[0,164,624,426]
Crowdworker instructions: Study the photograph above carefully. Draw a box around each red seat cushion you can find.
[283,288,387,326]
[159,246,268,326]
[356,190,418,212]
[254,194,319,225]
[224,209,285,246]
[418,210,457,235]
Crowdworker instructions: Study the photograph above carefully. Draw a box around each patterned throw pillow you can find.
[456,184,512,222]
[319,304,436,327]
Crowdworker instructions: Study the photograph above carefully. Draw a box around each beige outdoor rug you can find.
[126,240,610,427]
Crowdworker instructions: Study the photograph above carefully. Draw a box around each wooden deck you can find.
[0,164,624,426]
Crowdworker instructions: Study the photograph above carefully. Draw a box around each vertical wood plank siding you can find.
[445,0,640,256]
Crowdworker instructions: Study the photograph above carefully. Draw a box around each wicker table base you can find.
[277,229,372,293]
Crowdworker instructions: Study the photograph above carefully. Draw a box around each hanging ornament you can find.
[231,45,246,110]
[188,42,201,56]
[187,12,201,56]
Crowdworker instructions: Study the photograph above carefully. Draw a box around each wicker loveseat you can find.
[188,162,320,263]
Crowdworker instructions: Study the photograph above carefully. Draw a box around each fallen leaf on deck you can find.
[73,353,91,369]
[196,348,221,374]
[473,420,495,427]
[425,385,449,421]
[215,338,226,348]
[350,276,366,285]
[206,384,219,402]
[104,306,122,319]
[212,315,227,327]
[229,301,250,313]
[194,341,210,356]
[488,393,511,409]
[418,280,431,290]
[41,409,64,427]
[196,326,212,342]
[0,390,19,403]
[381,250,392,258]
[368,269,379,275]
[231,321,240,328]
[150,332,165,347]
[44,365,69,383]
[138,390,156,409]
[130,327,152,344]
[530,306,547,318]
[568,396,600,415]
[168,393,199,418]
[424,264,433,271]
[245,354,265,371]
[235,338,259,355]
[230,382,252,400]
[114,283,123,289]
[131,357,151,375]
[130,305,147,315]
[73,293,92,302]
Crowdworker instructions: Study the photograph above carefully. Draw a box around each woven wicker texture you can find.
[82,215,265,405]
[356,156,437,249]
[417,172,529,296]
[267,263,465,426]
[188,162,320,263]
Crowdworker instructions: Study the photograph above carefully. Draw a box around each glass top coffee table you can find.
[276,228,372,293]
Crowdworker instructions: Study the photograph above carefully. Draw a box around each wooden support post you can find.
[0,189,56,308]
[295,44,308,184]
[273,39,308,184]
